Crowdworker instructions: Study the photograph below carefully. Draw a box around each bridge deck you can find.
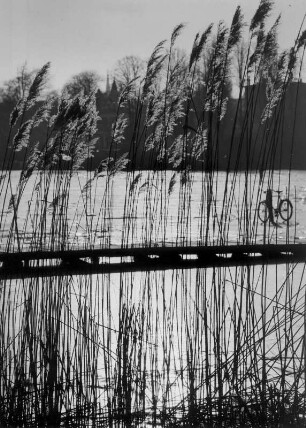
[0,243,305,279]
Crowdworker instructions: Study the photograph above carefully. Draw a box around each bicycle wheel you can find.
[258,201,269,223]
[279,198,293,221]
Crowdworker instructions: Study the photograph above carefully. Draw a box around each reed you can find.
[0,1,306,426]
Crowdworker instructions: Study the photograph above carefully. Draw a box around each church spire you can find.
[109,78,119,102]
[106,72,111,94]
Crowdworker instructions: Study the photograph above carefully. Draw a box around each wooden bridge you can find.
[0,243,305,279]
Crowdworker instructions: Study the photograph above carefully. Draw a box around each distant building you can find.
[109,79,119,103]
[105,73,111,94]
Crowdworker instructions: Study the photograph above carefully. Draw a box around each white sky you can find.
[0,0,305,91]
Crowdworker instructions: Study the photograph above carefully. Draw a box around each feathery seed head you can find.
[298,29,306,49]
[119,77,140,104]
[250,0,274,33]
[171,23,185,47]
[9,101,22,128]
[13,120,33,151]
[248,23,266,69]
[288,47,297,76]
[189,25,213,70]
[215,21,228,53]
[27,62,50,106]
[143,51,167,97]
[228,6,244,50]
[198,24,214,56]
[262,15,280,62]
[189,32,200,70]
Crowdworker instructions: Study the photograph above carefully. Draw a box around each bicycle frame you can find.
[258,189,293,223]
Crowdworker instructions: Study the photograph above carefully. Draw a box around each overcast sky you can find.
[0,0,305,91]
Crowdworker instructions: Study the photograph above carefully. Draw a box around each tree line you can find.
[1,9,306,172]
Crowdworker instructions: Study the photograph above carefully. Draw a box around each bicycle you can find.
[258,189,293,223]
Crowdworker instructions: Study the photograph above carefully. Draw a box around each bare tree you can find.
[0,64,37,103]
[63,71,101,97]
[199,36,233,98]
[114,55,146,89]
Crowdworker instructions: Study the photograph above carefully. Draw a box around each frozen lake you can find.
[1,169,306,251]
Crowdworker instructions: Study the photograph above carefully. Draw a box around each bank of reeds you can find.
[0,0,306,426]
